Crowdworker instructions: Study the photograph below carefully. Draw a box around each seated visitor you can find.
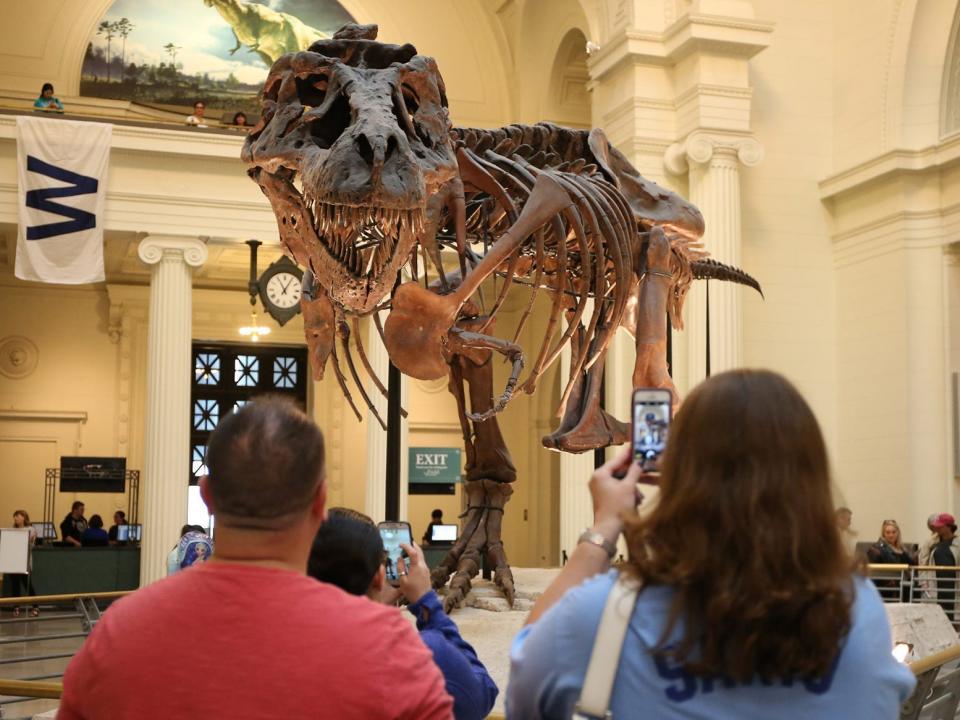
[185,100,208,128]
[81,515,109,547]
[309,508,498,720]
[59,398,452,719]
[422,508,443,545]
[59,501,87,548]
[9,510,39,618]
[507,370,915,720]
[231,111,249,128]
[108,510,127,544]
[33,83,63,113]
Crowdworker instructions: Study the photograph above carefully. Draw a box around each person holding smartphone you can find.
[309,509,499,720]
[507,370,915,720]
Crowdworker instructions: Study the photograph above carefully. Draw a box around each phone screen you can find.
[632,390,671,470]
[378,522,412,584]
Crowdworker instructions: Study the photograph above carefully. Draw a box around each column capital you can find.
[138,235,208,268]
[664,131,764,175]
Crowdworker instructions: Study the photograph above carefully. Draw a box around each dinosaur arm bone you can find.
[382,172,573,381]
[447,325,525,422]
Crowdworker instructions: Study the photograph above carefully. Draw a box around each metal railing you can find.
[901,644,960,719]
[866,564,960,632]
[0,592,128,716]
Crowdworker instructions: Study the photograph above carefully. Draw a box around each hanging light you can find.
[238,309,271,342]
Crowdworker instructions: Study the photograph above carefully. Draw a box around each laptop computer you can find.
[430,524,458,544]
[117,524,142,542]
[33,522,56,540]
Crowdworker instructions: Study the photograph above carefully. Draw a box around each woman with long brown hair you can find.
[507,370,915,719]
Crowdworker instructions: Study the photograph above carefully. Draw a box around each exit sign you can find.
[409,447,461,484]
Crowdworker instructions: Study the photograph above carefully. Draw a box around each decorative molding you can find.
[880,0,907,151]
[588,13,773,79]
[943,2,960,138]
[0,114,246,159]
[138,236,209,269]
[832,206,959,268]
[673,82,753,107]
[0,335,38,379]
[106,285,148,458]
[818,131,960,201]
[664,130,763,175]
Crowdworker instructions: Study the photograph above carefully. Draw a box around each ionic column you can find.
[138,235,207,585]
[364,312,409,523]
[558,301,596,560]
[665,132,763,386]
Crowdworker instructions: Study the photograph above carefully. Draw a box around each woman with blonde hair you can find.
[867,519,916,602]
[508,370,915,719]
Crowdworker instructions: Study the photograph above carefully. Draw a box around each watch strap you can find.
[578,528,617,559]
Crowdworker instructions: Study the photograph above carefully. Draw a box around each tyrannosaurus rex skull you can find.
[243,24,458,314]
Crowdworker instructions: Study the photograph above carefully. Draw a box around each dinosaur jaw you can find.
[302,194,425,314]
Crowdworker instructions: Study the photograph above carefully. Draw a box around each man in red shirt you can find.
[59,398,453,719]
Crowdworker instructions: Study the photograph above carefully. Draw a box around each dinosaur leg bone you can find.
[632,227,679,408]
[431,348,517,612]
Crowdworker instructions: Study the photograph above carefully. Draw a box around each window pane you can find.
[233,400,247,414]
[191,445,208,477]
[193,399,219,431]
[195,353,220,386]
[235,355,259,387]
[273,356,298,389]
[187,485,213,534]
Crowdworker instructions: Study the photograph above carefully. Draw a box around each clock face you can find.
[265,272,302,309]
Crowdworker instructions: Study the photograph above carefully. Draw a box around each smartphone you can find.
[632,388,672,472]
[377,521,413,585]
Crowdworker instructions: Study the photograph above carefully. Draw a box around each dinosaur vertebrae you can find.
[451,123,708,332]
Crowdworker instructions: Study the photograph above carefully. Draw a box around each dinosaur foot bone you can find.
[542,408,628,453]
[431,479,514,613]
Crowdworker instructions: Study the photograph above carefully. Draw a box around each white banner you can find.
[15,116,111,284]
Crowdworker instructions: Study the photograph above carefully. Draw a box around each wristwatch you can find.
[577,528,617,559]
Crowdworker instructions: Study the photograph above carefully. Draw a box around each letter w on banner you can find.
[15,116,112,283]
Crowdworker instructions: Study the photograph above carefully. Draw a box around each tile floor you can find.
[0,609,84,719]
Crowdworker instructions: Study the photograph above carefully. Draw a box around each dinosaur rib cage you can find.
[405,129,642,407]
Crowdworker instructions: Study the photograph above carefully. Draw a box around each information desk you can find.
[3,546,141,596]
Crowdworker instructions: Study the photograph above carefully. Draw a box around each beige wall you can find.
[2,0,960,560]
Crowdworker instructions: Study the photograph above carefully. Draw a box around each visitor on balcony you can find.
[185,100,208,128]
[33,83,63,113]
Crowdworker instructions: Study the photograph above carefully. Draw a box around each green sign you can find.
[409,447,462,484]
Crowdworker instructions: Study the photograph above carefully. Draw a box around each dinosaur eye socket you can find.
[295,73,329,109]
[401,85,419,118]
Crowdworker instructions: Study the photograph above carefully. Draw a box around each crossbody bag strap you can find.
[572,574,642,720]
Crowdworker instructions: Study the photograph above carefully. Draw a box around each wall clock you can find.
[257,255,303,326]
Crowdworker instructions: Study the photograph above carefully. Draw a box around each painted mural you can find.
[81,0,354,116]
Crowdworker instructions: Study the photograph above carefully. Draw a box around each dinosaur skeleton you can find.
[243,23,761,611]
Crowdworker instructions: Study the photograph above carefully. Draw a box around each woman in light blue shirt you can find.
[508,370,916,719]
[33,83,63,112]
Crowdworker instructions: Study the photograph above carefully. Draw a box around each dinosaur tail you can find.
[691,259,763,298]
